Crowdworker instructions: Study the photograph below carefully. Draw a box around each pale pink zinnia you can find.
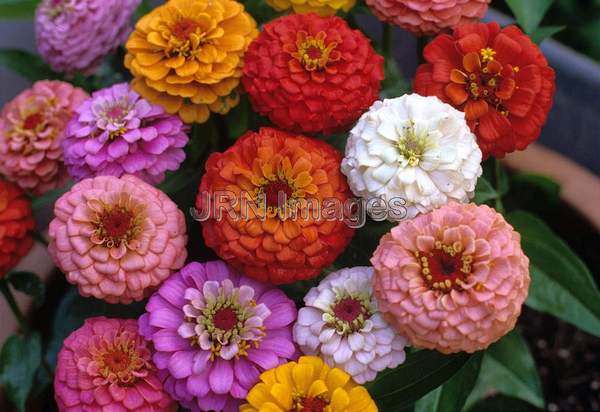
[0,80,88,195]
[48,174,187,303]
[54,317,177,412]
[371,202,530,353]
[365,0,490,36]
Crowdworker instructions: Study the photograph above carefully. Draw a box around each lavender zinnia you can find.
[63,83,188,184]
[139,261,298,412]
[35,0,140,74]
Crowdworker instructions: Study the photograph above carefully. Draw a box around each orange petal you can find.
[463,52,481,73]
[464,100,488,120]
[495,78,516,100]
[486,60,502,75]
[450,69,468,84]
[445,83,469,106]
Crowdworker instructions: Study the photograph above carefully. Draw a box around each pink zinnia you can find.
[371,202,530,353]
[63,83,188,184]
[54,317,177,412]
[138,261,298,412]
[48,175,187,303]
[365,0,490,36]
[36,0,140,74]
[0,80,88,195]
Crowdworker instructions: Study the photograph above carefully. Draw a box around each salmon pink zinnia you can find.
[48,175,187,303]
[371,202,530,353]
[54,317,176,412]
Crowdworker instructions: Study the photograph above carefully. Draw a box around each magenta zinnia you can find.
[63,83,188,184]
[139,261,298,412]
[371,202,530,353]
[54,317,177,411]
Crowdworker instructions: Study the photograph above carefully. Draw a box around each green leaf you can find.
[468,395,536,412]
[466,331,543,409]
[505,0,553,34]
[334,219,394,267]
[511,173,560,203]
[380,58,411,99]
[0,333,42,412]
[227,95,249,139]
[134,0,153,20]
[0,0,40,18]
[0,49,61,82]
[531,25,566,44]
[31,182,72,214]
[368,350,472,411]
[159,168,198,196]
[415,352,483,412]
[507,210,600,336]
[5,271,45,307]
[473,177,497,205]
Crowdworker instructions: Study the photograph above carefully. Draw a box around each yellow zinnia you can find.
[266,0,356,16]
[241,356,378,412]
[124,0,258,124]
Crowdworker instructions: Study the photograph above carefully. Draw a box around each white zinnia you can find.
[293,267,407,383]
[341,94,483,220]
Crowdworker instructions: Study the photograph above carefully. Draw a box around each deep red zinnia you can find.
[414,22,556,158]
[242,13,384,135]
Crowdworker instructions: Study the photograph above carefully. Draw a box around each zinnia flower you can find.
[266,0,356,16]
[54,317,177,411]
[196,127,355,284]
[240,356,377,412]
[366,0,490,36]
[414,22,556,158]
[0,180,35,277]
[242,13,383,135]
[138,260,297,412]
[63,83,189,184]
[125,0,258,124]
[36,0,140,74]
[371,202,530,353]
[48,175,187,303]
[341,94,482,220]
[293,267,407,383]
[0,80,88,195]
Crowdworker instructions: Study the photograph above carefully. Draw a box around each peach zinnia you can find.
[197,127,355,284]
[48,175,187,303]
[414,22,556,158]
[371,202,530,353]
[125,0,258,124]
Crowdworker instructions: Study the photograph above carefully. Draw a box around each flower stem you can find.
[0,279,30,335]
[494,158,505,214]
[382,23,393,59]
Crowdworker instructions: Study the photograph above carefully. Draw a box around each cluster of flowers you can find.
[0,0,556,410]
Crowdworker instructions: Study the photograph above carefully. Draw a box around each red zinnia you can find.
[196,127,355,284]
[0,179,35,277]
[242,13,384,135]
[414,22,555,158]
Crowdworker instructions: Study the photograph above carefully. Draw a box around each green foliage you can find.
[0,333,42,412]
[0,48,61,82]
[466,331,544,409]
[508,210,600,337]
[531,25,566,44]
[415,352,483,412]
[380,58,411,99]
[368,350,472,411]
[506,0,554,34]
[473,177,498,205]
[5,271,45,307]
[0,0,39,18]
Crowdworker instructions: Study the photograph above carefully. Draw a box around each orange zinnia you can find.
[196,127,355,284]
[124,0,258,124]
[414,22,555,158]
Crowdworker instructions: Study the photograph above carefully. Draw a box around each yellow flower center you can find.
[480,47,496,63]
[293,31,340,71]
[397,121,429,166]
